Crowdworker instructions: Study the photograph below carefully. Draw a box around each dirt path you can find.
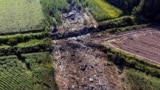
[52,38,122,90]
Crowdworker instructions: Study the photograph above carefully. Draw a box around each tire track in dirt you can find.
[100,27,160,65]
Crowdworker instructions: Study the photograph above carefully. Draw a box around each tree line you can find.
[106,0,160,23]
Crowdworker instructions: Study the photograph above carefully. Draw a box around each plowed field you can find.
[106,28,160,64]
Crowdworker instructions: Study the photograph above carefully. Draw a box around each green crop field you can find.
[0,52,55,90]
[85,0,123,21]
[0,0,44,34]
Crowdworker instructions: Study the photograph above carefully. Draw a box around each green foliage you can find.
[106,0,160,23]
[40,0,67,25]
[132,0,145,16]
[0,0,56,90]
[103,24,149,33]
[0,0,44,34]
[17,39,46,48]
[0,55,32,90]
[0,38,49,56]
[16,39,49,53]
[124,69,160,90]
[0,32,47,45]
[0,45,12,56]
[106,47,160,78]
[98,16,136,30]
[0,52,56,90]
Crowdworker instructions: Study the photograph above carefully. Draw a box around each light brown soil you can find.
[102,28,160,64]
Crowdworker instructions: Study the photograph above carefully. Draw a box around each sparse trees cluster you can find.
[107,48,160,78]
[40,0,68,25]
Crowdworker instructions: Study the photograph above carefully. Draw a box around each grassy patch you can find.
[16,38,50,53]
[40,0,67,25]
[0,55,33,90]
[123,69,160,90]
[0,38,49,56]
[0,32,47,45]
[84,0,122,21]
[101,24,149,34]
[98,16,136,30]
[0,0,44,34]
[17,39,46,48]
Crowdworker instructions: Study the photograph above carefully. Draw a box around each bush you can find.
[106,47,160,78]
[124,69,160,90]
[16,39,50,53]
[40,0,67,25]
[98,16,136,30]
[0,32,47,45]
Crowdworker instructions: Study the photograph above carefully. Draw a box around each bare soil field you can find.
[103,27,160,64]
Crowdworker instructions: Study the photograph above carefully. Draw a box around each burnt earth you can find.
[52,39,122,90]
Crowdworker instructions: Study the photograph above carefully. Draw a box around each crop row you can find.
[0,0,45,34]
[0,52,53,89]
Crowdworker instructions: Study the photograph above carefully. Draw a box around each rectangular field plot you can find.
[107,28,160,64]
[0,0,44,34]
[0,52,54,89]
[85,0,122,21]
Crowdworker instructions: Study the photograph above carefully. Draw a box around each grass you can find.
[103,45,160,90]
[0,45,11,50]
[0,55,33,90]
[0,52,56,90]
[16,39,46,48]
[0,0,44,34]
[123,69,160,90]
[105,46,160,78]
[85,0,122,21]
[0,32,47,45]
[0,0,55,90]
[94,0,122,18]
[101,24,149,34]
[98,16,136,30]
[0,38,49,56]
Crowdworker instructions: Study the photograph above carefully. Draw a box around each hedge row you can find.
[98,16,136,30]
[0,32,48,45]
[106,46,160,78]
[0,39,50,56]
[102,24,149,33]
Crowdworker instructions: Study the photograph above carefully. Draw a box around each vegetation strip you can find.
[105,46,160,78]
[0,52,56,90]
